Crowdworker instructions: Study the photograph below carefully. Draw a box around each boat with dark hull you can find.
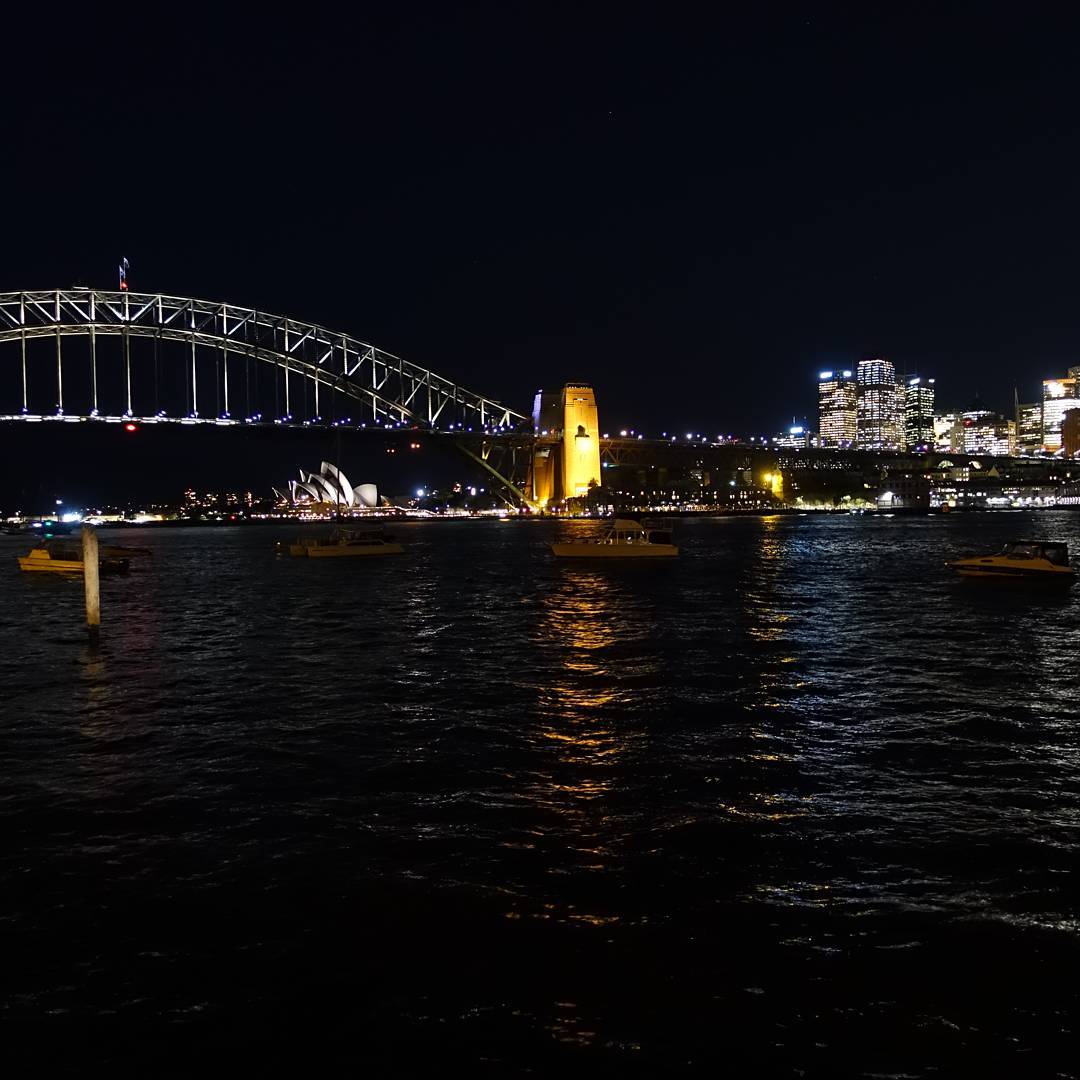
[551,518,679,559]
[279,528,403,558]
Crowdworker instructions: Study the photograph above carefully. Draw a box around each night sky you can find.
[4,6,1080,440]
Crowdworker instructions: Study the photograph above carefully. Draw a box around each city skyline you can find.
[760,357,1080,457]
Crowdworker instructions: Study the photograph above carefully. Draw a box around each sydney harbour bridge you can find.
[0,288,552,504]
[0,286,758,508]
[0,288,1047,509]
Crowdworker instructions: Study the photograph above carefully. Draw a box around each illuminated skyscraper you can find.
[1062,408,1080,456]
[934,412,963,451]
[904,376,935,450]
[1015,400,1042,455]
[817,369,856,447]
[856,357,902,449]
[1042,375,1078,451]
[962,412,1013,455]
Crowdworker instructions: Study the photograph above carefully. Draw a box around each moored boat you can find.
[947,540,1075,583]
[279,528,403,558]
[551,518,679,558]
[17,542,131,575]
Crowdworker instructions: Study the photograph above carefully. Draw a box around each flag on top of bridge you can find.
[119,257,130,291]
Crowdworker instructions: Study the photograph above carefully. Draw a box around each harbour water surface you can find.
[2,514,1079,1075]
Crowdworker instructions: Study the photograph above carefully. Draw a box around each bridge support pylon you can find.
[529,383,602,508]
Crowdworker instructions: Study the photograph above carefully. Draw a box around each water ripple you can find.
[2,513,1079,1074]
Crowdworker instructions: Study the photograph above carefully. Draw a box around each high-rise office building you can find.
[817,370,856,447]
[962,413,1013,456]
[934,413,963,452]
[1015,400,1043,455]
[961,397,994,425]
[856,357,902,449]
[1063,408,1080,457]
[904,376,935,450]
[1042,376,1078,451]
[774,423,818,449]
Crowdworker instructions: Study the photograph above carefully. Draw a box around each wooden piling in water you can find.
[82,525,100,645]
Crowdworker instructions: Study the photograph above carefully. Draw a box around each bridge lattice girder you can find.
[0,289,527,430]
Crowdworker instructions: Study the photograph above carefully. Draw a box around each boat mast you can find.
[335,423,342,525]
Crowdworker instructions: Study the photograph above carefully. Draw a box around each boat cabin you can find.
[1000,541,1070,565]
[604,518,674,545]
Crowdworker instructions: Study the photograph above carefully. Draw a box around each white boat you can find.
[551,518,679,558]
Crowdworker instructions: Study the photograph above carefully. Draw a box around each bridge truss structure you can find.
[0,289,527,432]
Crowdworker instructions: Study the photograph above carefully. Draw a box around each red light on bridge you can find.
[124,422,138,432]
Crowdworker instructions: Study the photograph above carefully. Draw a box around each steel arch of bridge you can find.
[0,289,527,430]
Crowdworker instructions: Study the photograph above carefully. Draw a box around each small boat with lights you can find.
[17,542,131,575]
[280,528,403,558]
[947,540,1075,583]
[551,518,679,558]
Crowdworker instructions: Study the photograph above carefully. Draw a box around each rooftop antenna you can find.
[118,257,130,292]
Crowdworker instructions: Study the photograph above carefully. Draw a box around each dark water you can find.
[2,513,1079,1076]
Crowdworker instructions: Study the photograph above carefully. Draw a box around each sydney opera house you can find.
[274,462,379,509]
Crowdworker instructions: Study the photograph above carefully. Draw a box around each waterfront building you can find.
[904,376,935,451]
[856,358,902,449]
[1063,408,1080,456]
[280,461,379,508]
[1015,400,1043,455]
[1042,376,1078,452]
[817,370,856,447]
[876,472,932,510]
